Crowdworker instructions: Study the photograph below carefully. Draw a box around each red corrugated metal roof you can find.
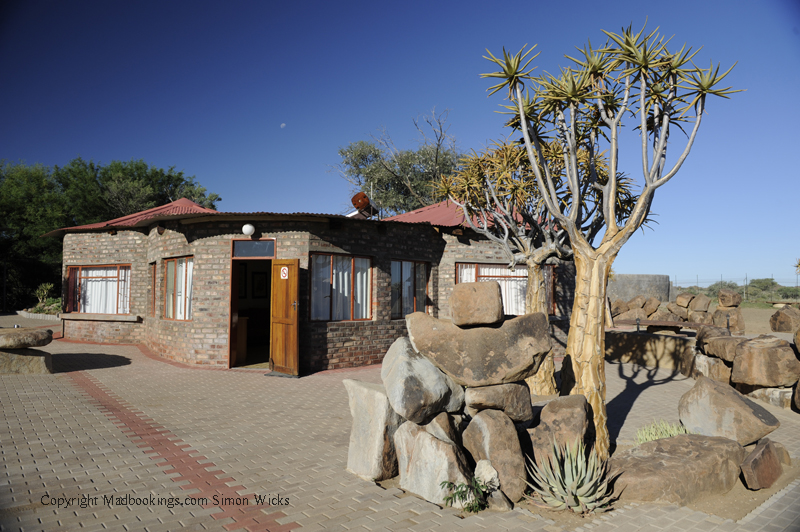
[43,198,219,236]
[384,201,467,226]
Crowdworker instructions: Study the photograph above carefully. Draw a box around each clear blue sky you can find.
[2,0,798,286]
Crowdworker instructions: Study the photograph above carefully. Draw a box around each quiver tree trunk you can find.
[564,248,615,460]
[524,260,558,396]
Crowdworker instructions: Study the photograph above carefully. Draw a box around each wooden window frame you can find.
[163,256,194,321]
[66,264,132,314]
[390,260,429,319]
[309,253,372,322]
[455,262,556,315]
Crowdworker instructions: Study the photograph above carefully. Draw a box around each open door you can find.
[270,259,299,376]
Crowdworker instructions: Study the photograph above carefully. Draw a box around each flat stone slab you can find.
[0,348,53,374]
[0,328,53,349]
[679,376,780,445]
[610,434,745,505]
[406,312,551,387]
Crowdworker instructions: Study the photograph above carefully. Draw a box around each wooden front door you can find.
[270,259,299,375]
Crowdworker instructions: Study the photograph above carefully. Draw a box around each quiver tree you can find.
[482,23,739,459]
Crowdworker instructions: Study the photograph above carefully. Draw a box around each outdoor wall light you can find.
[242,224,255,237]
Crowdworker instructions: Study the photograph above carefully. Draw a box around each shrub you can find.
[635,419,691,445]
[440,477,489,513]
[524,439,615,514]
[706,281,740,298]
[34,283,54,304]
[777,286,800,300]
[749,278,778,292]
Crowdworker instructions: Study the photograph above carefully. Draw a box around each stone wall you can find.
[607,274,671,303]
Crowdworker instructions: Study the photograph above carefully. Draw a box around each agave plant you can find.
[635,419,692,445]
[524,439,615,514]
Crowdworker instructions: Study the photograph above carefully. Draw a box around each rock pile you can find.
[690,322,800,412]
[0,328,54,374]
[611,294,676,322]
[344,282,561,509]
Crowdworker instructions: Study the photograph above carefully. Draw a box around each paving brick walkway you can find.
[2,327,800,531]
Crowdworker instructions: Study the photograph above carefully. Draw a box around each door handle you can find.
[292,300,298,311]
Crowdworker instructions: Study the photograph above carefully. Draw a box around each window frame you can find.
[390,260,429,319]
[455,262,556,315]
[66,264,132,314]
[163,256,194,321]
[309,253,372,322]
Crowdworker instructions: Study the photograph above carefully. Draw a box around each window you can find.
[67,265,131,314]
[310,254,371,321]
[391,261,428,319]
[456,263,555,315]
[164,257,194,320]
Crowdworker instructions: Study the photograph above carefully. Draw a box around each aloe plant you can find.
[524,439,615,514]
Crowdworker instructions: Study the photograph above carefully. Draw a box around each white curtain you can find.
[80,266,130,314]
[401,261,414,317]
[176,259,186,320]
[457,263,527,316]
[331,256,351,321]
[353,258,370,319]
[185,258,193,319]
[310,255,331,320]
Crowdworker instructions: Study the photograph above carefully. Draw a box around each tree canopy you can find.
[335,110,462,216]
[0,158,220,309]
[482,22,738,459]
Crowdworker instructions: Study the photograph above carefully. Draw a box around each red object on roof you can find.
[44,198,219,236]
[384,201,467,227]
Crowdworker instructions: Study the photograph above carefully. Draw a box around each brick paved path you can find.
[2,330,800,531]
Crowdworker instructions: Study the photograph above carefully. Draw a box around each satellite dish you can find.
[351,192,379,218]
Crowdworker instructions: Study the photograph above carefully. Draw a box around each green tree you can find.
[706,280,740,298]
[749,278,777,293]
[482,23,738,459]
[336,110,462,216]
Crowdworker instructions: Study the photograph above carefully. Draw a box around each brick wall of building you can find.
[62,232,148,344]
[60,215,576,373]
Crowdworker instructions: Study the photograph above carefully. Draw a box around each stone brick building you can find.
[47,199,574,375]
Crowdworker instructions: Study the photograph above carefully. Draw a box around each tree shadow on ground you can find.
[604,362,686,442]
[51,353,131,373]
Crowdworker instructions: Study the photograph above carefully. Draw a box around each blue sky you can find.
[2,0,799,286]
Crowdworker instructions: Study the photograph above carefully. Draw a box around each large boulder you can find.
[465,381,533,424]
[770,307,800,333]
[695,325,731,353]
[711,306,745,335]
[611,299,629,318]
[609,434,745,505]
[0,348,53,374]
[525,353,557,396]
[343,379,404,481]
[394,421,472,508]
[718,289,742,308]
[688,310,710,324]
[689,294,711,312]
[0,328,53,349]
[703,336,746,362]
[691,353,732,384]
[643,297,661,317]
[648,309,681,324]
[615,307,647,322]
[731,335,800,387]
[678,376,780,445]
[675,292,695,308]
[627,295,647,309]
[666,302,689,321]
[741,438,784,490]
[462,409,526,502]
[526,395,589,460]
[450,281,504,327]
[424,412,460,445]
[406,312,551,387]
[381,337,464,424]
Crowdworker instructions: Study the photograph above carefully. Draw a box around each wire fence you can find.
[672,275,800,301]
